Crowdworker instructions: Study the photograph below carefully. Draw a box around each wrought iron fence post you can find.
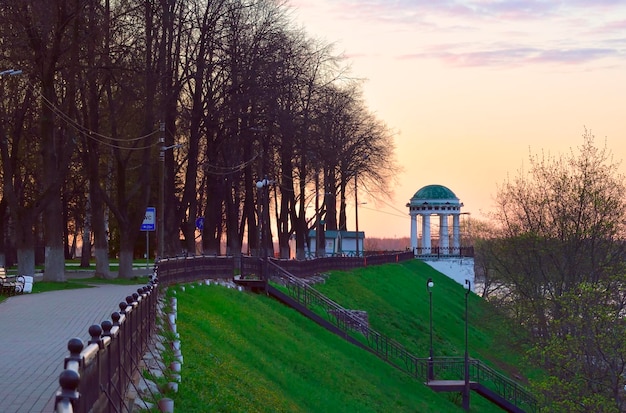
[55,369,80,413]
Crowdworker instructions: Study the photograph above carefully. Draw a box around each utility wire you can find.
[24,79,161,149]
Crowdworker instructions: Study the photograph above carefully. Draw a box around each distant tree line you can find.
[0,0,397,280]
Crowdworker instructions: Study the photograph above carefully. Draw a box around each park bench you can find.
[0,267,17,296]
[0,269,34,295]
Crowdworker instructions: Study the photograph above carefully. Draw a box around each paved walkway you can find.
[0,282,146,413]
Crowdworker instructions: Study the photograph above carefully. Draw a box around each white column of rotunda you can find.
[407,184,463,256]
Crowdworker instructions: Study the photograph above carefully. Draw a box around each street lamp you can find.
[158,121,182,260]
[463,278,471,411]
[427,277,434,381]
[256,177,273,280]
[354,173,367,257]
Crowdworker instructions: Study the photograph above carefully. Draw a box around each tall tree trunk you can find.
[41,76,66,281]
[203,177,223,255]
[91,178,111,278]
[80,190,92,267]
[15,209,36,276]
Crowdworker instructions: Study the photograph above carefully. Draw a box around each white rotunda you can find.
[407,184,463,256]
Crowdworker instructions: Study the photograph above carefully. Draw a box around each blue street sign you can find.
[195,216,205,230]
[141,207,156,231]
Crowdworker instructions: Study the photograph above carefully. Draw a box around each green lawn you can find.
[167,259,539,412]
[315,260,535,381]
[170,284,468,412]
[0,271,151,304]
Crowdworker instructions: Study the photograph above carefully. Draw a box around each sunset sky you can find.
[286,0,626,239]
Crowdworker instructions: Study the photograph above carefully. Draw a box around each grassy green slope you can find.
[316,260,530,377]
[173,284,470,412]
[171,259,536,412]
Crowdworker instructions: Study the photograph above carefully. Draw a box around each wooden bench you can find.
[0,268,18,296]
[0,269,33,296]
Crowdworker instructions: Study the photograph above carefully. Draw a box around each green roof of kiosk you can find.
[411,184,458,201]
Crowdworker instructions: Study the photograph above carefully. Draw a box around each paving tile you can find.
[0,282,146,413]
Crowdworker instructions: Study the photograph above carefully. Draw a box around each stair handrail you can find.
[429,357,537,411]
[267,261,428,379]
[267,261,538,413]
[473,358,537,411]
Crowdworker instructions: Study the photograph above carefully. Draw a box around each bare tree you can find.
[487,130,626,410]
[0,0,87,280]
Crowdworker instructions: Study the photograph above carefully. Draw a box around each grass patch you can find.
[71,276,151,285]
[168,259,542,412]
[8,276,151,295]
[317,260,538,381]
[172,284,471,412]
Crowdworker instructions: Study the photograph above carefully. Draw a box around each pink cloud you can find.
[288,0,626,68]
[399,46,618,68]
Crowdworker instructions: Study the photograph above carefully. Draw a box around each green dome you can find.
[411,184,458,201]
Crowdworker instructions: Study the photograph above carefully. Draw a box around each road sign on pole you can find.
[141,207,156,231]
[195,216,205,231]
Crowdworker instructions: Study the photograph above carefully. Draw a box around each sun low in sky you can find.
[288,0,626,239]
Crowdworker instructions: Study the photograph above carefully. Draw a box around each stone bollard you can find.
[170,361,181,372]
[158,397,174,412]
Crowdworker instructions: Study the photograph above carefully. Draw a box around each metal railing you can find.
[54,281,159,413]
[429,357,537,412]
[267,261,428,376]
[154,252,414,282]
[413,246,475,258]
[267,261,537,413]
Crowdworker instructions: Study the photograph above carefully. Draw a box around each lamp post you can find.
[427,277,434,381]
[463,278,471,411]
[256,177,273,280]
[315,171,323,258]
[354,173,362,257]
[158,122,182,260]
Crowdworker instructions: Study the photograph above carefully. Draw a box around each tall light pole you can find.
[427,277,434,381]
[158,123,165,260]
[256,177,273,280]
[315,171,322,258]
[354,172,360,257]
[463,278,471,411]
[158,121,181,260]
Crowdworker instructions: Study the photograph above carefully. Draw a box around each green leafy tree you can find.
[487,130,626,410]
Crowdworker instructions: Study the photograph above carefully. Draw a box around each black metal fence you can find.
[413,246,475,258]
[155,251,414,283]
[266,261,537,413]
[155,255,235,285]
[429,357,538,412]
[51,250,476,412]
[273,252,414,277]
[54,282,158,413]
